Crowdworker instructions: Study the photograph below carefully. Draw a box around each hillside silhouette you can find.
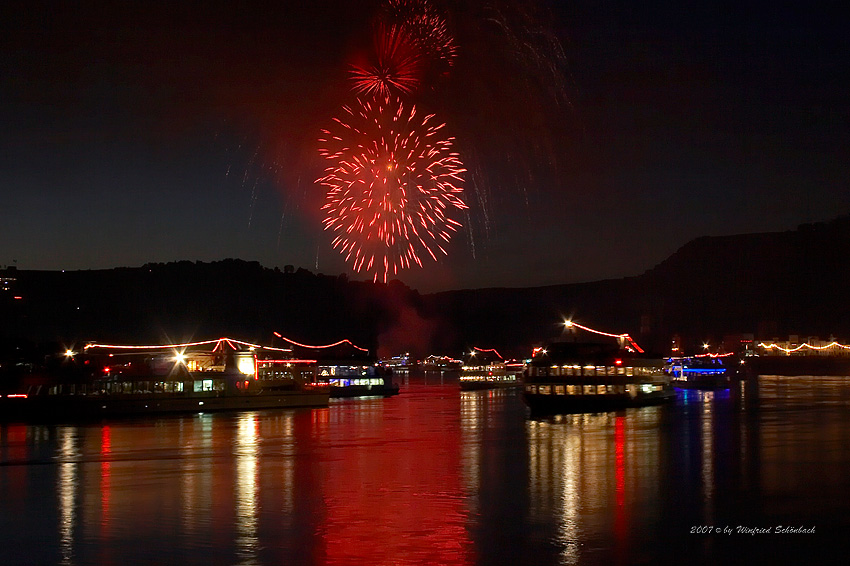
[3,216,850,366]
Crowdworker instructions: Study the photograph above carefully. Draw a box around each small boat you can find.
[666,356,731,389]
[522,321,674,414]
[459,347,521,391]
[1,338,329,422]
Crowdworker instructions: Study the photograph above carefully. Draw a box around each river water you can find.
[2,376,850,565]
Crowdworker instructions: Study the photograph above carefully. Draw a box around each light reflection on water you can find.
[235,414,259,566]
[2,377,850,565]
[58,428,77,566]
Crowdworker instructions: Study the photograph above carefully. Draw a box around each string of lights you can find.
[471,346,503,359]
[273,332,370,353]
[85,338,294,353]
[758,341,850,353]
[563,320,645,353]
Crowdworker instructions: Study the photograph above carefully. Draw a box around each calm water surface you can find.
[3,376,850,565]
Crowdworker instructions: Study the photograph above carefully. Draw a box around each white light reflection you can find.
[527,416,588,565]
[739,380,748,482]
[459,391,483,517]
[181,414,214,541]
[279,414,295,521]
[235,413,259,565]
[559,418,582,565]
[700,390,715,521]
[57,428,78,566]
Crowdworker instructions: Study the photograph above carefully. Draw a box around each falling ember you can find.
[317,95,467,283]
[349,22,422,97]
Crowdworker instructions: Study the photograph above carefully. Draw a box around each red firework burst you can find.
[317,96,467,283]
[349,22,422,97]
[381,0,457,70]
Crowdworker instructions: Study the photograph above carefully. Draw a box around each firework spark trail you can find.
[277,211,285,251]
[317,95,467,283]
[484,3,571,109]
[350,22,422,97]
[380,0,457,72]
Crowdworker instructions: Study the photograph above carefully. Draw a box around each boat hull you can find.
[328,384,400,398]
[523,388,675,415]
[459,379,521,391]
[671,376,730,389]
[1,390,329,422]
[746,356,850,377]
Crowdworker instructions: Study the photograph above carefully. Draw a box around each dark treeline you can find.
[3,215,850,372]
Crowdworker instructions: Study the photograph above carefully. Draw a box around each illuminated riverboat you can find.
[274,333,399,397]
[0,338,329,421]
[666,355,731,389]
[746,339,850,376]
[522,321,674,414]
[459,347,521,391]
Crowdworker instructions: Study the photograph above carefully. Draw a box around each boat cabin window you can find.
[193,379,224,393]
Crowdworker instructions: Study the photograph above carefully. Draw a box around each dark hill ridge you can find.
[3,216,850,360]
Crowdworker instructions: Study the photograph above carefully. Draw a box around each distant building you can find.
[1,269,16,293]
[722,334,754,356]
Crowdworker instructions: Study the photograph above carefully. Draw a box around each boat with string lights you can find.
[273,333,400,398]
[422,355,462,373]
[0,337,329,421]
[459,347,522,390]
[746,339,850,376]
[665,354,732,389]
[522,321,674,414]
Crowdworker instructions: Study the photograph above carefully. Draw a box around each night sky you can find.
[2,1,848,292]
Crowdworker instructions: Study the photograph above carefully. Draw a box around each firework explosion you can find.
[317,96,467,283]
[381,0,457,72]
[349,22,422,97]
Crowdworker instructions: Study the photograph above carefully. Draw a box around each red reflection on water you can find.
[4,425,29,509]
[316,391,474,565]
[101,426,111,531]
[614,415,629,562]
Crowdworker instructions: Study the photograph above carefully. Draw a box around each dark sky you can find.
[2,1,848,292]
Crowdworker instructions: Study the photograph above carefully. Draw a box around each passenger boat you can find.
[316,363,400,397]
[274,333,399,398]
[522,321,674,414]
[666,355,731,389]
[745,340,850,376]
[459,347,521,391]
[0,338,329,422]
